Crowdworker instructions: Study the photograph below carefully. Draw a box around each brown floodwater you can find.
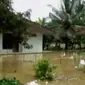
[0,52,85,85]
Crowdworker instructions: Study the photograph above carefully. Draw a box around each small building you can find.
[0,21,52,54]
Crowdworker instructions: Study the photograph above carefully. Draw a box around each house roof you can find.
[77,29,85,35]
[74,26,85,35]
[28,20,53,35]
[28,21,85,35]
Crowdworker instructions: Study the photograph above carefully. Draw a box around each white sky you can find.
[12,0,61,21]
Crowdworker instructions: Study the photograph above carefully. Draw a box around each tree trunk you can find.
[79,42,81,49]
[72,43,74,50]
[12,38,19,52]
[58,41,60,48]
[12,43,17,52]
[46,44,49,50]
[65,41,68,50]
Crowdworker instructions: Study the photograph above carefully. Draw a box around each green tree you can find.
[0,0,13,31]
[0,0,33,51]
[36,18,47,27]
[48,0,85,50]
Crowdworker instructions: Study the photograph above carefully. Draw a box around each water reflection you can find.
[0,54,35,83]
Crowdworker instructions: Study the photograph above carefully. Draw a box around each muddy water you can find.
[0,54,36,84]
[0,53,85,85]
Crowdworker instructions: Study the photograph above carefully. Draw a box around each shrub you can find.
[0,77,22,85]
[35,59,56,80]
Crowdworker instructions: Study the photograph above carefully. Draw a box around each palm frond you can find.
[48,4,67,21]
[63,0,71,13]
[70,0,78,15]
[71,0,85,19]
[72,8,85,21]
[49,13,63,24]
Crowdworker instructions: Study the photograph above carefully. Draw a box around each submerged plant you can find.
[35,59,56,80]
[0,77,22,85]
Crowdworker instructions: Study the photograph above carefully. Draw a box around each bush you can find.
[0,77,22,85]
[35,59,56,80]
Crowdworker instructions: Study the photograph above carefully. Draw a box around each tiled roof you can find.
[28,20,53,34]
[74,26,85,35]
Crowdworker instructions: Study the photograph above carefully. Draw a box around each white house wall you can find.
[0,33,43,55]
[22,34,43,53]
[0,33,43,62]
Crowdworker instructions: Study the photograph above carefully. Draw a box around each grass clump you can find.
[0,77,22,85]
[35,59,56,80]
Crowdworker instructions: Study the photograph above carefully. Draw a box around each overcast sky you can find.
[12,0,61,21]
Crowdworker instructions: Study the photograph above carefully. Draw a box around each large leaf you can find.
[63,0,71,13]
[70,0,78,15]
[49,13,63,24]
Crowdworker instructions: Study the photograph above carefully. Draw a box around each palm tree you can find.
[36,18,55,50]
[48,0,85,50]
[36,17,48,27]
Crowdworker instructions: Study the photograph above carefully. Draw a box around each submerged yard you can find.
[0,51,85,85]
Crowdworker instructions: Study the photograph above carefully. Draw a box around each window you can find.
[3,33,12,49]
